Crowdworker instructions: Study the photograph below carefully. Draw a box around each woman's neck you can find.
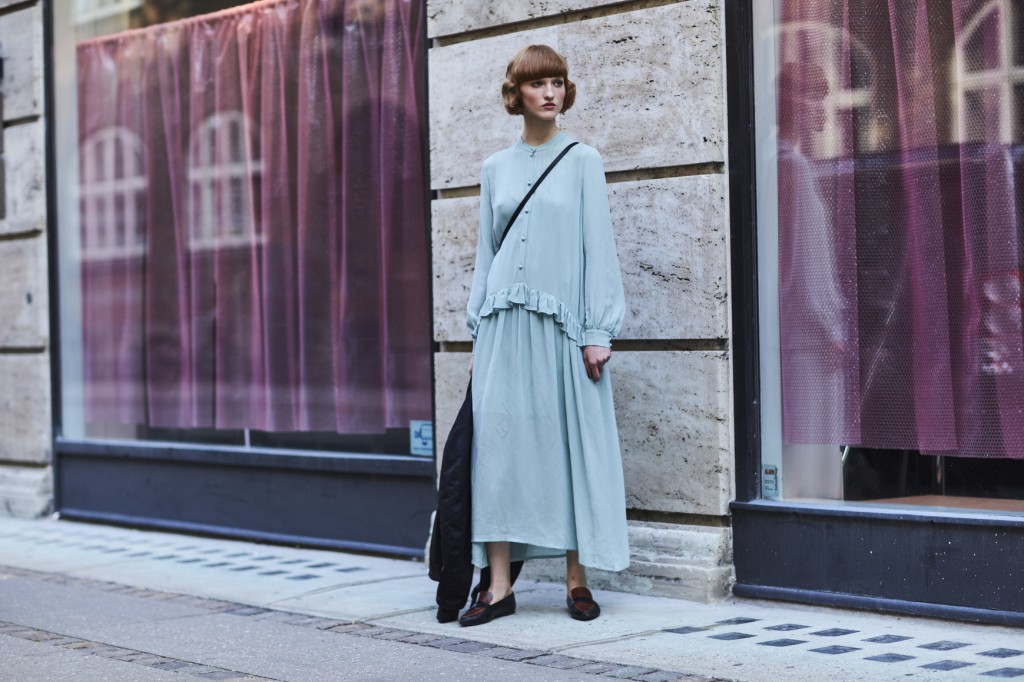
[521,117,559,147]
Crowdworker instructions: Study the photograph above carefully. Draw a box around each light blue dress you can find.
[467,131,630,572]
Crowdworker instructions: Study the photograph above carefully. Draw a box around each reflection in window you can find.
[79,126,146,261]
[954,0,1024,143]
[775,21,876,158]
[188,112,263,250]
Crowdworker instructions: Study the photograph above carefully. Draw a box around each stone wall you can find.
[0,0,53,517]
[428,0,734,600]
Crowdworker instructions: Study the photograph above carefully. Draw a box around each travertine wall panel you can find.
[429,0,722,189]
[0,354,51,464]
[523,521,733,600]
[0,120,46,235]
[431,196,477,343]
[0,4,43,121]
[428,0,625,38]
[0,236,48,348]
[615,351,731,516]
[433,351,472,469]
[432,175,727,342]
[0,465,52,517]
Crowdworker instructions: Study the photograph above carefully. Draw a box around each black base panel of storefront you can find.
[55,440,436,557]
[732,501,1024,626]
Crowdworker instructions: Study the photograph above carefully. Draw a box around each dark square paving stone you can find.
[306,563,335,568]
[716,617,760,625]
[445,641,498,654]
[229,565,257,572]
[395,633,446,645]
[634,672,682,682]
[759,639,807,647]
[765,623,810,631]
[337,566,367,572]
[202,562,231,568]
[810,628,858,637]
[287,574,320,581]
[709,632,755,641]
[492,648,547,662]
[982,650,1024,659]
[150,660,195,671]
[572,662,622,675]
[528,654,589,669]
[224,606,268,616]
[195,671,255,681]
[864,634,912,644]
[598,666,658,679]
[224,553,250,558]
[473,646,523,659]
[810,646,860,655]
[921,660,975,671]
[258,570,287,576]
[919,640,971,651]
[866,653,916,663]
[982,669,1024,678]
[666,626,707,635]
[326,623,370,634]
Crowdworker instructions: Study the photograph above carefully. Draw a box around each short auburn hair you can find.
[501,45,577,116]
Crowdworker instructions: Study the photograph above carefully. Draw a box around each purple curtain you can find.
[78,0,431,434]
[778,0,1024,457]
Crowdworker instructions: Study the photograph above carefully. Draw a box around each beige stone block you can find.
[428,0,626,38]
[0,235,48,348]
[612,175,727,339]
[522,521,734,601]
[0,353,51,464]
[431,196,477,343]
[432,175,728,342]
[0,120,46,235]
[428,0,723,189]
[433,351,472,473]
[0,4,43,121]
[615,351,732,516]
[0,464,53,518]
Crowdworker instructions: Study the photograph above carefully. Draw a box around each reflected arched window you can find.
[954,0,1024,144]
[776,21,876,158]
[188,112,263,250]
[79,126,147,261]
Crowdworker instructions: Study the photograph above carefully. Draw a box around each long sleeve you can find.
[580,149,625,348]
[466,161,496,339]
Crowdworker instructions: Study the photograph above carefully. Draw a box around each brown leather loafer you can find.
[458,591,516,626]
[566,587,601,621]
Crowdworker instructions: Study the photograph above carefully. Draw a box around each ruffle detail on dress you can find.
[478,283,584,344]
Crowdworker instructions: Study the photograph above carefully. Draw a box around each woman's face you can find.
[519,76,565,122]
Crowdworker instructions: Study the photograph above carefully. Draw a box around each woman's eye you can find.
[554,79,564,87]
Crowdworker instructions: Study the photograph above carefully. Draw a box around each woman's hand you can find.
[582,345,611,382]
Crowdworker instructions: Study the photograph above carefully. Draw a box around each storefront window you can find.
[54,0,432,456]
[755,0,1024,510]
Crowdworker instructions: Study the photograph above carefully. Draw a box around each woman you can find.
[460,44,629,626]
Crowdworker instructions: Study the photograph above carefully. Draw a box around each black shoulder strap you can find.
[498,141,579,249]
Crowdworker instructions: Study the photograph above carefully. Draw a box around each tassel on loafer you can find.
[566,587,601,621]
[458,591,516,626]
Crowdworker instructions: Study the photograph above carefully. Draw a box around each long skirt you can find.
[470,305,630,571]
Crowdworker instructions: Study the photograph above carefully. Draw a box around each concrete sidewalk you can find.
[0,517,1022,681]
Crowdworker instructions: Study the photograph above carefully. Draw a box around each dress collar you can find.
[516,130,569,154]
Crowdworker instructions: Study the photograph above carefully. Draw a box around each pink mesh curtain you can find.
[778,0,1024,457]
[78,0,431,434]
